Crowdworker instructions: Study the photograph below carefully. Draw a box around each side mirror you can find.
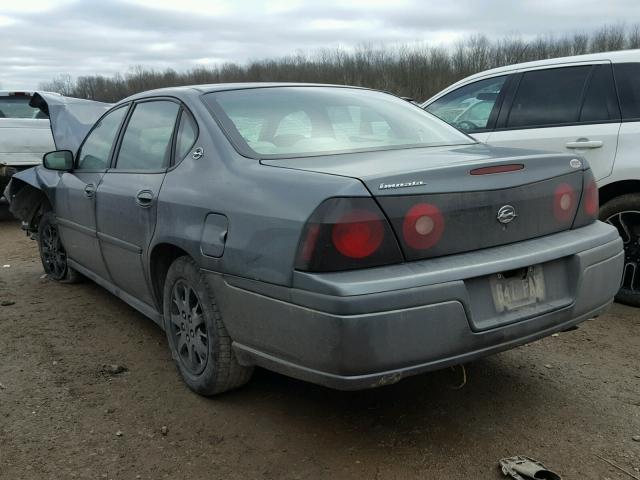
[43,150,73,171]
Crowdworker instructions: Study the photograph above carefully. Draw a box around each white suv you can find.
[423,49,640,306]
[0,91,55,195]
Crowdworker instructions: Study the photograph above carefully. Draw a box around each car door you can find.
[95,99,181,306]
[610,62,640,184]
[55,105,129,280]
[424,74,510,143]
[485,64,621,182]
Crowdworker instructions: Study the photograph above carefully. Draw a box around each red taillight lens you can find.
[584,179,598,216]
[553,183,577,222]
[572,169,599,228]
[402,203,445,250]
[332,209,384,258]
[295,197,403,272]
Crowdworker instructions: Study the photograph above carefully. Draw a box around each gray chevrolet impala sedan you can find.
[7,83,624,395]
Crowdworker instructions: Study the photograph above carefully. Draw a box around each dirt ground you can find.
[0,216,638,480]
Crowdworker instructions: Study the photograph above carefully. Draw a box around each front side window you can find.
[507,66,591,128]
[77,106,127,170]
[425,76,507,133]
[204,87,473,159]
[614,63,640,120]
[116,101,179,170]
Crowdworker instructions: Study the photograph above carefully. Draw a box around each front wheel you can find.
[162,256,253,395]
[37,211,81,283]
[600,193,640,307]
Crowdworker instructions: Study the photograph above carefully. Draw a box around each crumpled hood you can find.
[29,92,112,153]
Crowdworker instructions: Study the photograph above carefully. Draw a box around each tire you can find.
[37,211,82,283]
[162,256,253,395]
[600,193,640,307]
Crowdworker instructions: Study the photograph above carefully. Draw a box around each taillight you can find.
[331,209,384,258]
[295,197,403,272]
[470,164,524,175]
[553,183,577,222]
[402,203,445,249]
[583,179,598,216]
[573,169,599,228]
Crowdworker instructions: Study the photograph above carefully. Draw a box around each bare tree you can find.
[40,23,640,103]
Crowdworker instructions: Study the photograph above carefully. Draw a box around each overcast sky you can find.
[1,0,638,90]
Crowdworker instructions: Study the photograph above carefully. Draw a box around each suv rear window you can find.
[614,63,640,120]
[204,87,473,159]
[0,95,45,119]
[579,64,620,122]
[507,66,591,128]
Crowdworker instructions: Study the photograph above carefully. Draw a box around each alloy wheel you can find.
[40,223,67,279]
[606,210,640,293]
[169,280,209,375]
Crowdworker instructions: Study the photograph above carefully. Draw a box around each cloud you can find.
[0,0,635,90]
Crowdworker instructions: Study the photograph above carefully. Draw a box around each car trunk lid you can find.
[262,144,590,261]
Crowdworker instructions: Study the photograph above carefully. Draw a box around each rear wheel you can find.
[162,256,253,395]
[600,193,640,307]
[37,211,81,283]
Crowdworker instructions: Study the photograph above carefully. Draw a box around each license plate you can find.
[490,265,545,313]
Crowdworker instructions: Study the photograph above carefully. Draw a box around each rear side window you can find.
[0,95,44,119]
[426,76,507,133]
[507,66,591,128]
[116,101,180,170]
[174,111,198,163]
[580,64,620,122]
[614,63,640,120]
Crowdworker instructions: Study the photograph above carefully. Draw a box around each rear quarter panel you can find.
[151,95,368,287]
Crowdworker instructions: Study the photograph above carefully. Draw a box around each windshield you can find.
[204,87,474,159]
[0,95,46,119]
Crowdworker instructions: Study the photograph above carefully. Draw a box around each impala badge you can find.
[497,205,517,224]
[379,180,425,190]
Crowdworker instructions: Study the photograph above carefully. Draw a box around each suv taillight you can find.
[295,197,403,272]
[573,169,599,228]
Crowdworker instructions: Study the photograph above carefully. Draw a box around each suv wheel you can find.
[37,211,81,283]
[162,256,253,395]
[601,193,640,307]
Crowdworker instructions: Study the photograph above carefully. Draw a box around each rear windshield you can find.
[0,96,45,119]
[204,87,473,159]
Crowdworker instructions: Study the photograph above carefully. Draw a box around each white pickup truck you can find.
[0,91,55,196]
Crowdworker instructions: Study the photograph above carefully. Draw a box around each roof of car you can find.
[0,90,59,96]
[464,49,640,81]
[121,82,369,103]
[422,49,640,106]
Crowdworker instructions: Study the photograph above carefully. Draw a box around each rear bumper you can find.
[206,221,623,390]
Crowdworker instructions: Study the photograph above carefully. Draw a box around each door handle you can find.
[566,139,603,149]
[84,184,96,198]
[135,190,154,208]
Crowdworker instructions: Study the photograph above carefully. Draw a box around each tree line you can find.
[40,24,640,103]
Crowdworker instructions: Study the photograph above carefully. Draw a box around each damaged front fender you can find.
[4,166,63,231]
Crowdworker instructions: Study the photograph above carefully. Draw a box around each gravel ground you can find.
[0,216,639,480]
